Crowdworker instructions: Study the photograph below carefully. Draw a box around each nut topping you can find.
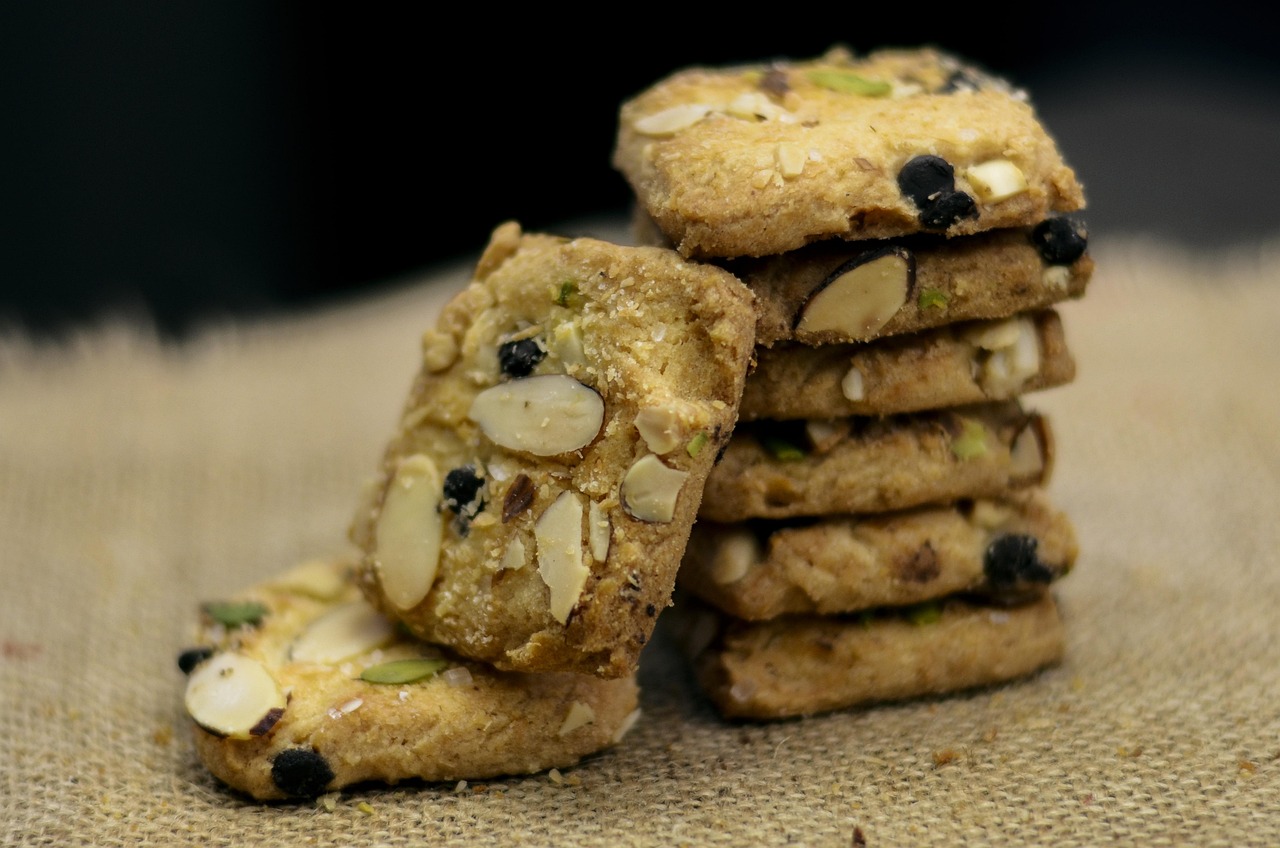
[964,159,1028,203]
[796,247,914,342]
[184,652,287,740]
[710,528,762,585]
[374,454,444,610]
[469,375,604,456]
[1009,413,1053,484]
[588,501,611,562]
[633,103,715,136]
[535,491,590,624]
[558,701,597,736]
[288,601,395,664]
[621,455,689,523]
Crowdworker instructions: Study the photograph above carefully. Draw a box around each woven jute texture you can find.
[2,227,1278,846]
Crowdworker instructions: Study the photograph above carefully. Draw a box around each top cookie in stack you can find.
[614,45,1091,719]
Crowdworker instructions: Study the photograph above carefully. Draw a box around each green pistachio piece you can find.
[908,602,943,626]
[359,658,448,685]
[553,280,583,309]
[918,288,949,310]
[686,432,709,458]
[762,436,806,462]
[950,420,989,460]
[806,69,892,97]
[201,600,268,628]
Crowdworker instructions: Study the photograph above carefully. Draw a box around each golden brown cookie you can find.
[613,46,1086,260]
[178,558,640,800]
[700,402,1053,522]
[349,222,757,678]
[740,310,1075,422]
[634,215,1091,349]
[681,490,1077,620]
[684,593,1065,720]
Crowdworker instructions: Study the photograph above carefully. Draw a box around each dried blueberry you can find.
[497,338,546,378]
[1031,217,1088,265]
[918,190,978,230]
[271,748,335,797]
[176,646,214,675]
[983,534,1054,600]
[443,466,485,532]
[897,155,956,207]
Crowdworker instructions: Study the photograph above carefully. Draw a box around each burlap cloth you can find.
[3,223,1278,846]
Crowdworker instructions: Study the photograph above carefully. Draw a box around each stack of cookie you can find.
[612,46,1092,719]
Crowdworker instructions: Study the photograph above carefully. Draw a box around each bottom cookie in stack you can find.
[678,491,1075,720]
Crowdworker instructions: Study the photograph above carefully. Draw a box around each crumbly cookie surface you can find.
[349,222,757,678]
[634,214,1091,349]
[614,46,1086,260]
[682,489,1077,619]
[684,593,1065,720]
[179,558,641,801]
[741,310,1075,421]
[700,402,1054,522]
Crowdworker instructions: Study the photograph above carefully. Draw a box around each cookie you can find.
[683,592,1065,720]
[740,310,1075,422]
[179,558,641,800]
[348,221,757,678]
[613,46,1085,260]
[700,402,1052,522]
[731,221,1089,347]
[681,490,1077,620]
[634,214,1091,349]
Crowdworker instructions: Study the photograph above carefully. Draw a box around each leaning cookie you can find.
[740,310,1075,422]
[614,46,1085,260]
[700,402,1052,522]
[636,215,1090,349]
[349,221,757,678]
[681,490,1077,620]
[178,558,641,801]
[683,593,1065,720]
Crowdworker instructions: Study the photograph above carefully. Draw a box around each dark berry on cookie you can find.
[918,190,978,230]
[897,155,956,207]
[271,748,335,798]
[1031,217,1088,265]
[983,533,1055,600]
[443,466,486,532]
[497,338,546,378]
[176,646,214,674]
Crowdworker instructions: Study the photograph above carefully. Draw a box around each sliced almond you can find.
[558,701,596,736]
[634,402,699,455]
[535,491,590,624]
[840,365,865,401]
[795,247,914,342]
[710,528,762,585]
[1010,413,1054,485]
[633,103,715,136]
[499,535,527,571]
[588,501,611,563]
[620,455,689,523]
[804,418,851,454]
[469,375,604,456]
[184,652,286,740]
[374,454,444,610]
[289,601,395,664]
[975,317,1040,396]
[965,159,1028,203]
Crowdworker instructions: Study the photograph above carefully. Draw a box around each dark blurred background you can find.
[3,4,1279,338]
